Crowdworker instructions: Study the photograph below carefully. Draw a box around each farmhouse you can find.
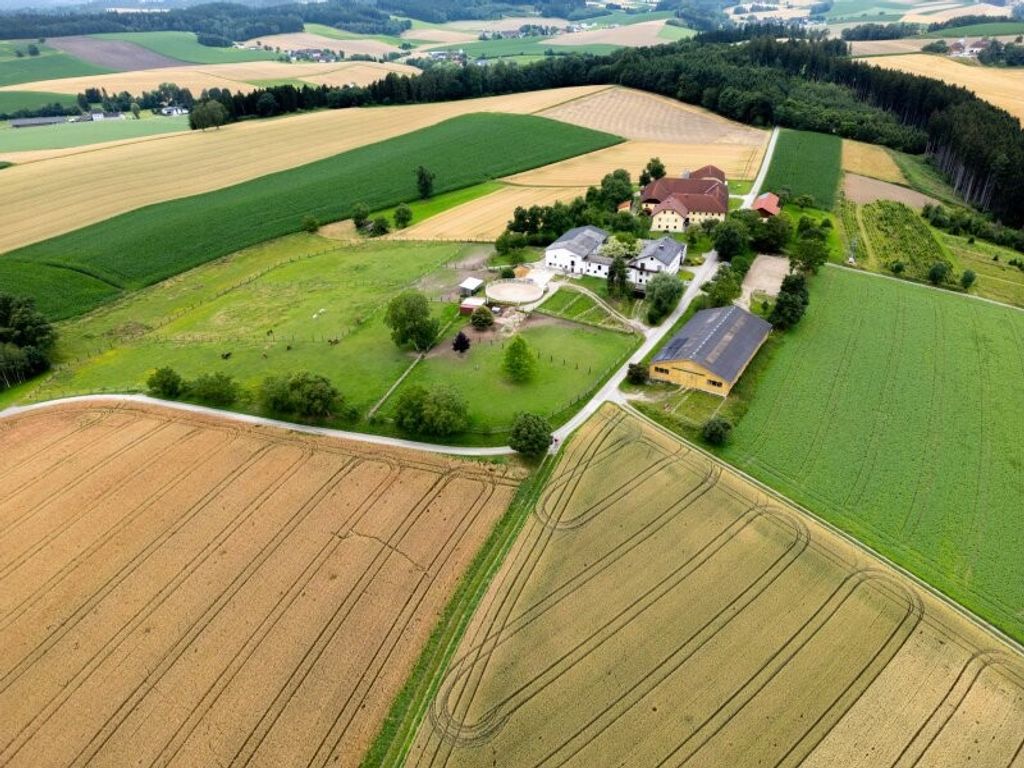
[544,228,686,288]
[650,305,771,395]
[627,237,685,287]
[752,192,781,218]
[642,165,729,231]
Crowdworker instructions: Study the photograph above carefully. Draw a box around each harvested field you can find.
[390,185,586,242]
[242,32,400,58]
[843,172,937,206]
[539,86,767,144]
[0,400,521,768]
[902,2,1008,21]
[49,35,183,69]
[505,139,765,187]
[301,63,419,88]
[405,405,1024,767]
[841,139,907,183]
[444,16,570,32]
[850,33,1022,55]
[404,28,477,44]
[0,85,610,254]
[548,19,670,47]
[863,53,1024,121]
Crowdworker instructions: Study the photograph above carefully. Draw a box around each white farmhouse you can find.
[544,225,610,276]
[627,237,686,288]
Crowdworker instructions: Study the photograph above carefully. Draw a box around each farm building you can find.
[459,296,487,315]
[10,116,67,128]
[650,305,771,395]
[627,237,685,287]
[459,277,484,296]
[752,192,781,218]
[544,228,685,289]
[642,165,729,231]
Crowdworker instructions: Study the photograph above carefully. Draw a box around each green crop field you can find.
[723,266,1024,641]
[919,20,1024,37]
[2,113,620,320]
[859,200,950,279]
[0,41,111,87]
[0,90,78,114]
[0,114,188,151]
[382,319,638,433]
[762,129,842,209]
[93,31,278,63]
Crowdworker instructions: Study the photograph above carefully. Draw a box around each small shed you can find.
[459,277,484,297]
[459,296,487,316]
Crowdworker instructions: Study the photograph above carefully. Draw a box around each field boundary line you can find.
[620,401,1024,658]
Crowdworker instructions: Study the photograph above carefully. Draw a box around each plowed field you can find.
[406,405,1024,767]
[0,400,521,768]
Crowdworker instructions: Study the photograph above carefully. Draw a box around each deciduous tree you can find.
[509,412,552,456]
[503,335,536,383]
[385,291,439,351]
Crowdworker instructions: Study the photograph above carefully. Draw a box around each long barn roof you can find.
[653,305,771,383]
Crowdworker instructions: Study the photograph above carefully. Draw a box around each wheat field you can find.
[841,139,907,184]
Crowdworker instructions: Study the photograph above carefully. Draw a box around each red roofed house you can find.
[642,165,729,232]
[751,192,781,218]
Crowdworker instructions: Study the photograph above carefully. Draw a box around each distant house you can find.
[160,106,189,117]
[91,111,124,121]
[544,228,685,290]
[967,38,991,55]
[459,277,484,297]
[642,165,729,231]
[752,192,781,218]
[10,116,67,128]
[650,305,771,395]
[949,40,966,56]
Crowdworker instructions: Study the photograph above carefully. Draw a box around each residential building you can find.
[649,305,771,395]
[752,192,781,218]
[642,165,729,231]
[627,237,685,287]
[544,228,685,290]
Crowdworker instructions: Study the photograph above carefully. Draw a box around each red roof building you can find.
[752,192,781,218]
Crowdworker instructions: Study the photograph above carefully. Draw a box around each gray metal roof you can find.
[547,225,608,258]
[10,116,67,128]
[633,236,684,267]
[653,305,771,383]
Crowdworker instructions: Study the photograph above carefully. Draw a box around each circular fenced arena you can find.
[485,279,545,305]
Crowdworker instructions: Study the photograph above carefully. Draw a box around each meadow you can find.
[94,31,278,63]
[0,90,76,114]
[917,20,1024,36]
[2,113,620,319]
[761,128,842,208]
[723,266,1024,642]
[0,42,109,88]
[394,405,1024,767]
[939,231,1024,307]
[535,287,634,332]
[0,400,521,767]
[0,114,188,152]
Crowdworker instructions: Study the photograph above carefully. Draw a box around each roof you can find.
[752,192,781,216]
[546,225,608,258]
[634,236,684,268]
[459,277,484,291]
[460,296,486,307]
[653,305,771,383]
[688,164,726,182]
[641,179,728,215]
[10,116,67,127]
[651,197,689,217]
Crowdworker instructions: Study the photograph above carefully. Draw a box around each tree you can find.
[384,291,439,351]
[790,236,828,274]
[256,91,278,117]
[794,194,815,209]
[508,412,552,456]
[147,367,184,398]
[369,216,390,237]
[713,219,749,260]
[352,202,370,229]
[606,254,629,298]
[260,371,344,418]
[130,102,141,119]
[646,157,666,181]
[646,272,685,324]
[470,305,494,330]
[394,385,428,433]
[503,335,536,383]
[702,416,732,446]
[188,372,239,406]
[495,230,527,254]
[960,269,976,289]
[452,330,471,354]
[27,43,39,56]
[928,261,950,285]
[189,100,227,131]
[750,213,792,253]
[416,166,435,199]
[0,294,55,389]
[769,288,806,329]
[301,214,319,232]
[627,363,650,385]
[394,203,412,229]
[705,267,741,307]
[394,384,468,436]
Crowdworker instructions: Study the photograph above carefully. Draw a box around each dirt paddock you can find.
[0,401,521,767]
[740,254,790,309]
[843,173,937,207]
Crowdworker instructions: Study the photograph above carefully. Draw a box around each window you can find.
[654,366,670,375]
[708,379,723,388]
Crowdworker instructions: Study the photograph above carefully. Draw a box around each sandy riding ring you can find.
[485,279,545,305]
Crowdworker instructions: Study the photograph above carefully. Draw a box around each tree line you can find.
[0,295,55,391]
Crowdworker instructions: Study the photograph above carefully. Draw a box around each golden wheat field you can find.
[407,405,1024,768]
[841,139,907,184]
[548,20,671,47]
[0,400,521,768]
[241,32,401,57]
[0,85,611,254]
[901,2,1007,22]
[864,54,1024,122]
[390,185,586,242]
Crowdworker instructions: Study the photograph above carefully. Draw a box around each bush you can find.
[960,269,976,289]
[470,305,494,330]
[702,416,732,446]
[626,362,650,385]
[394,203,412,229]
[147,367,185,398]
[645,272,684,325]
[352,202,370,229]
[369,216,390,237]
[394,384,468,436]
[301,214,319,233]
[928,261,950,285]
[260,371,348,419]
[508,412,552,456]
[495,230,528,254]
[500,266,516,279]
[188,372,239,406]
[503,335,536,383]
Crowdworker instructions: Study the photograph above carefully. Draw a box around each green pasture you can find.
[0,90,78,114]
[938,232,1024,308]
[536,287,633,331]
[0,114,188,151]
[762,129,842,209]
[382,320,638,433]
[372,181,503,228]
[93,31,278,63]
[0,42,111,87]
[918,20,1024,37]
[722,266,1024,642]
[2,112,620,320]
[888,150,961,206]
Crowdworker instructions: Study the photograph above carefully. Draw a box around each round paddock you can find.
[486,279,544,305]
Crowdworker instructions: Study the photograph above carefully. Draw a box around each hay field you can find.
[390,185,586,242]
[242,31,400,57]
[0,85,610,254]
[505,140,765,187]
[865,54,1024,121]
[901,1,1007,21]
[406,405,1024,767]
[841,139,906,183]
[0,400,521,768]
[1,60,418,98]
[547,19,669,47]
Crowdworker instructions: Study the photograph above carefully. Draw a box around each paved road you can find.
[738,126,781,209]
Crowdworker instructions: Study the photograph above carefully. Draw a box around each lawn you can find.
[2,112,620,320]
[536,286,635,332]
[722,266,1024,642]
[0,90,78,115]
[382,319,638,434]
[93,31,279,63]
[762,129,842,209]
[0,41,110,87]
[0,114,188,151]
